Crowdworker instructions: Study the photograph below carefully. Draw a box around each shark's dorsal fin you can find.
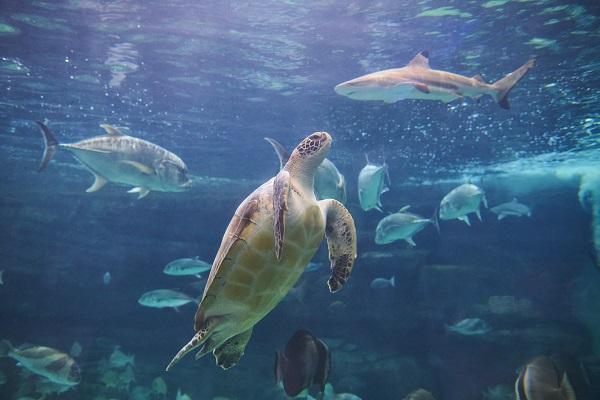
[407,51,430,69]
[399,205,411,212]
[100,124,124,136]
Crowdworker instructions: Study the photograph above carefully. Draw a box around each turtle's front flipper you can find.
[319,199,357,293]
[273,170,290,260]
[213,328,253,370]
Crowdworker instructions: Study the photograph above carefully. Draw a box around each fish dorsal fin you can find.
[407,51,430,69]
[100,124,124,136]
[364,153,370,165]
[472,74,486,83]
[399,205,411,212]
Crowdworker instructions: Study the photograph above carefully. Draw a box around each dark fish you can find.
[515,356,576,400]
[274,330,331,397]
[0,340,80,386]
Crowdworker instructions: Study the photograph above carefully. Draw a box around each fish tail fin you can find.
[390,275,396,287]
[264,137,290,170]
[34,121,59,172]
[431,206,440,234]
[492,58,535,109]
[0,340,13,357]
[560,372,576,400]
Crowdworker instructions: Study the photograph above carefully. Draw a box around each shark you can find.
[334,51,535,109]
[35,121,192,199]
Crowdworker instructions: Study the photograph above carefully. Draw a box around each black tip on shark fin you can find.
[498,97,510,110]
[420,50,429,59]
[34,121,59,172]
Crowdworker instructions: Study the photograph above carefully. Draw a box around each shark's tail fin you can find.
[34,121,59,172]
[492,58,535,109]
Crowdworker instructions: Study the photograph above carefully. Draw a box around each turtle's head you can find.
[285,132,332,185]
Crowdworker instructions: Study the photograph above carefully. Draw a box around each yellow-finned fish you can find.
[34,121,192,199]
[0,340,81,386]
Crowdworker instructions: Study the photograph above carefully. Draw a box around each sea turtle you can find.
[165,131,357,371]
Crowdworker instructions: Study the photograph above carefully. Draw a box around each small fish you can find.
[403,389,436,400]
[109,346,135,368]
[275,330,331,398]
[490,198,532,220]
[69,342,82,358]
[152,376,167,397]
[515,356,576,400]
[375,205,439,246]
[0,340,80,386]
[163,257,211,277]
[445,318,492,336]
[176,388,193,400]
[265,137,347,203]
[439,183,487,226]
[306,262,323,272]
[370,276,395,289]
[335,51,534,109]
[327,300,347,313]
[0,269,3,285]
[35,121,192,199]
[358,155,390,212]
[103,271,111,285]
[138,289,198,309]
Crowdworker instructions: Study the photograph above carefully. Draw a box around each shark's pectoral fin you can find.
[405,237,416,246]
[414,83,430,94]
[86,174,108,193]
[128,187,150,199]
[120,160,154,175]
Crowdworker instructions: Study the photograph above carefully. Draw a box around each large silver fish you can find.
[515,356,576,400]
[137,289,197,309]
[375,205,439,246]
[358,155,389,212]
[490,198,532,220]
[439,183,487,225]
[335,51,534,109]
[0,340,81,386]
[264,137,347,203]
[163,257,211,277]
[35,121,192,199]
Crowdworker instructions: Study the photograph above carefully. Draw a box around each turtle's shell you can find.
[194,177,324,344]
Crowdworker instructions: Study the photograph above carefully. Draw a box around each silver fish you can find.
[358,155,389,212]
[490,198,532,220]
[335,51,534,109]
[163,257,211,277]
[0,340,80,386]
[370,276,395,289]
[35,121,192,199]
[445,318,491,336]
[515,356,576,400]
[137,289,197,309]
[109,346,135,368]
[103,271,111,285]
[375,205,439,246]
[264,137,347,203]
[439,183,487,226]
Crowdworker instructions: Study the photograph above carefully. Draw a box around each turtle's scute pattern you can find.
[297,132,328,157]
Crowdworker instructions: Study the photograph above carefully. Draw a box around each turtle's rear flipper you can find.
[213,328,253,370]
[319,199,357,293]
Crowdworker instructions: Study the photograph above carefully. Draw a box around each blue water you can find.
[1,1,600,399]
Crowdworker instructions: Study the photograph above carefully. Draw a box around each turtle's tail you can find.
[165,332,205,371]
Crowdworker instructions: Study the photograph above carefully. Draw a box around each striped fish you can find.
[335,51,534,109]
[35,121,192,199]
[0,340,81,386]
